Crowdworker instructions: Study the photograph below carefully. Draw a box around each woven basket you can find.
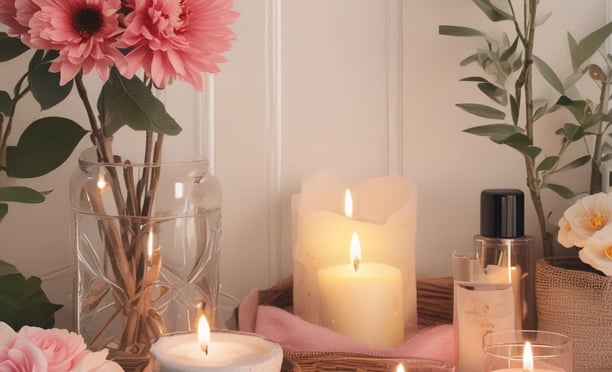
[536,258,612,372]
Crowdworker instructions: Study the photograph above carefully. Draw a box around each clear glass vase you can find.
[70,147,222,369]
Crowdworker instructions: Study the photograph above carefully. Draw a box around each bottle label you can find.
[454,282,516,372]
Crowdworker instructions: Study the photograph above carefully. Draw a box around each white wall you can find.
[0,0,608,329]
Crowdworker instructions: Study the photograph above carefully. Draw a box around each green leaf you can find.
[544,183,577,199]
[557,155,591,172]
[571,22,612,71]
[478,82,508,106]
[0,91,10,115]
[472,0,513,21]
[533,55,564,94]
[464,123,520,137]
[0,260,18,276]
[0,272,62,330]
[533,99,549,121]
[557,123,585,142]
[568,33,580,72]
[0,33,29,62]
[0,203,6,222]
[537,156,558,172]
[500,37,519,61]
[492,132,541,160]
[511,53,523,72]
[98,68,182,136]
[457,103,505,119]
[0,186,45,203]
[552,96,587,124]
[439,25,486,38]
[6,117,87,178]
[563,69,586,90]
[460,77,489,82]
[510,94,518,125]
[535,11,553,27]
[460,54,479,66]
[29,61,73,110]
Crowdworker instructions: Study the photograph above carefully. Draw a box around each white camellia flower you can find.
[559,192,612,248]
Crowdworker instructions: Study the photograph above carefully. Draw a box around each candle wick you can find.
[201,344,209,356]
[353,258,359,272]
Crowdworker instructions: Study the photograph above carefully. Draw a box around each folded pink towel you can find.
[238,288,454,364]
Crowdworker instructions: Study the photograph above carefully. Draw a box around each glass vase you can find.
[70,147,222,369]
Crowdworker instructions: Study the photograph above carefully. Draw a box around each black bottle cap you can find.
[480,189,524,238]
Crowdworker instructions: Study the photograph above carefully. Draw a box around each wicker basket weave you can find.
[282,352,453,371]
[535,258,612,372]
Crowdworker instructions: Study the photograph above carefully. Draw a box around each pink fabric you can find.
[238,289,454,365]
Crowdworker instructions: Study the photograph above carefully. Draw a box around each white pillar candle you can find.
[293,170,417,336]
[317,233,404,348]
[149,331,283,372]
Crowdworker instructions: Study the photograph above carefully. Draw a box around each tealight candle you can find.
[149,317,283,372]
[483,330,571,372]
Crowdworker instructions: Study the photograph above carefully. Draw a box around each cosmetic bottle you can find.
[474,189,536,330]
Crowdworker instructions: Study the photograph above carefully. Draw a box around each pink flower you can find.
[0,0,32,37]
[0,322,48,371]
[27,0,125,85]
[0,322,122,372]
[119,0,238,90]
[19,325,88,370]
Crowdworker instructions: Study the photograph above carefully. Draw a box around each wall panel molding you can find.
[265,0,283,284]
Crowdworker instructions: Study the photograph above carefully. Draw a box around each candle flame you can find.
[147,230,154,260]
[96,169,107,191]
[523,341,533,372]
[350,232,361,272]
[396,363,405,372]
[344,189,353,218]
[197,316,211,355]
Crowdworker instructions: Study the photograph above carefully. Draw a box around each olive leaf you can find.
[457,103,506,119]
[543,183,577,199]
[533,55,564,94]
[569,22,612,72]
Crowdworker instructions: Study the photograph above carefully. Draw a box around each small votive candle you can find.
[149,328,283,371]
[483,330,572,372]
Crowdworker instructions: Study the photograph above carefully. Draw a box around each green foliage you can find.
[0,260,62,330]
[440,0,612,254]
[0,33,28,62]
[98,68,182,136]
[6,117,88,178]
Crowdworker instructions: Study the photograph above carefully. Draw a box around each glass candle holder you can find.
[483,330,572,371]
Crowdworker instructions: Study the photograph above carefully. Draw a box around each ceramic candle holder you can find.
[483,330,572,372]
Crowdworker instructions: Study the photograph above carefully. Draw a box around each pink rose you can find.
[0,322,47,371]
[0,322,122,372]
[18,325,88,370]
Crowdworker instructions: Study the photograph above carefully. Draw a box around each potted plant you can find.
[440,1,612,369]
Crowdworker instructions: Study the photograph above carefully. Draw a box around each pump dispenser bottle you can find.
[474,189,536,329]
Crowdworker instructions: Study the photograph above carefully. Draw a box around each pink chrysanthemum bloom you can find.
[0,0,37,38]
[27,0,125,85]
[119,0,238,90]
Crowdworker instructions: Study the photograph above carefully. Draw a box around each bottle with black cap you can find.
[474,188,536,330]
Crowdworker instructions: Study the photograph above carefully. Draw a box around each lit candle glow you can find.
[344,189,353,218]
[523,341,533,372]
[350,232,360,271]
[198,316,211,355]
[396,363,405,372]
